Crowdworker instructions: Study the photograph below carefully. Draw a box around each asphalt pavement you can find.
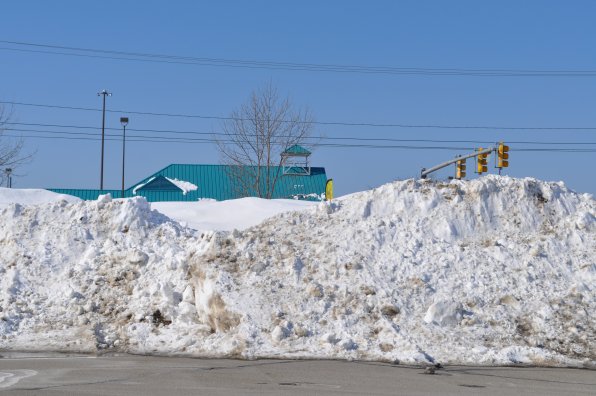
[0,353,594,395]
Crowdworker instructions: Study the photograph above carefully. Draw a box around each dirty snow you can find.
[0,176,594,367]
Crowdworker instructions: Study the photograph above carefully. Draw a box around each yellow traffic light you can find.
[497,141,509,168]
[477,148,488,174]
[325,179,334,200]
[455,158,466,179]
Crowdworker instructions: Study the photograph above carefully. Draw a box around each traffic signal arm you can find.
[420,146,494,179]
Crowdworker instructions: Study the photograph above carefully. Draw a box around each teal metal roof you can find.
[282,145,311,156]
[48,164,327,202]
[138,175,181,192]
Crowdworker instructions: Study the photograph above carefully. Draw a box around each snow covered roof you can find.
[282,144,311,156]
[135,176,183,193]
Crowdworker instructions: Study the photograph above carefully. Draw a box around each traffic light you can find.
[477,148,488,174]
[497,141,509,168]
[325,179,334,201]
[455,158,466,179]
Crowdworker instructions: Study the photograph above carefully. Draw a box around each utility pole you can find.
[97,89,112,189]
[4,168,12,188]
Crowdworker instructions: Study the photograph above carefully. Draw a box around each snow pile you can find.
[0,194,203,352]
[0,188,80,209]
[152,197,317,231]
[0,176,594,366]
[187,176,595,365]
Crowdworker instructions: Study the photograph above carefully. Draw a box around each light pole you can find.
[120,117,129,198]
[4,168,12,188]
[97,89,112,189]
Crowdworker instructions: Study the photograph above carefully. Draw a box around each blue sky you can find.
[1,1,595,195]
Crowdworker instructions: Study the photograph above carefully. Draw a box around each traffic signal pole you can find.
[421,147,495,179]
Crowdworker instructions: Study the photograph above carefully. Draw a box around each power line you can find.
[5,122,596,146]
[11,127,482,147]
[2,40,596,77]
[4,127,228,143]
[2,133,214,145]
[4,130,596,152]
[3,100,596,131]
[0,132,477,149]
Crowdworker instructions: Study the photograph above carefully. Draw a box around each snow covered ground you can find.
[0,176,594,367]
[152,198,316,231]
[0,188,80,209]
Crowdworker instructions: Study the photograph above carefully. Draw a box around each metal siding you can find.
[48,164,326,202]
[206,165,215,199]
[208,165,215,200]
[47,189,123,200]
[210,166,217,200]
[217,166,225,199]
[222,166,232,200]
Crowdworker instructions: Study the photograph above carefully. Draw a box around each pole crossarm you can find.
[421,146,495,179]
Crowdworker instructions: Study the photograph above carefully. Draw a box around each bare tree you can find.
[0,104,30,187]
[217,84,314,199]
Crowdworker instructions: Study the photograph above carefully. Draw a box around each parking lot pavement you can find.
[0,353,594,395]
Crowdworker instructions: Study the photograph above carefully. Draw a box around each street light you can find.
[120,117,129,198]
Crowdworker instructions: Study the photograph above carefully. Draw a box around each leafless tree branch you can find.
[0,104,32,187]
[216,83,314,199]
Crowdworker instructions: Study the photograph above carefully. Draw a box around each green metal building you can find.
[48,146,329,202]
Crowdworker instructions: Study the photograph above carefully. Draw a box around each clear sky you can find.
[1,1,595,196]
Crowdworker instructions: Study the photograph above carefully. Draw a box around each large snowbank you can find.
[0,176,594,366]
